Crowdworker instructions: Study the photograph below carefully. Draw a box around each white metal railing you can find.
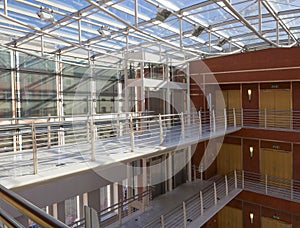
[145,169,300,228]
[144,171,237,228]
[242,109,299,130]
[0,109,241,180]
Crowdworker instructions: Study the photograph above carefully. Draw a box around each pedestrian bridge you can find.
[0,109,241,188]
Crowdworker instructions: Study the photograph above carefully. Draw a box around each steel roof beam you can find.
[261,0,298,43]
[220,0,296,48]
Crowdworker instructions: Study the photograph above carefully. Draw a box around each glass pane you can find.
[20,72,56,117]
[0,70,12,118]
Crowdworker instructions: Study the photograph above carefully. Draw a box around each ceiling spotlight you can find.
[97,25,111,38]
[37,7,54,22]
[155,7,172,22]
[192,25,205,37]
[218,38,227,47]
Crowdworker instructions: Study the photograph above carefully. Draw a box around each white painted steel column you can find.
[233,108,236,127]
[168,152,173,192]
[225,175,228,196]
[224,108,227,130]
[183,201,187,228]
[214,182,217,205]
[200,191,203,215]
[187,146,192,182]
[159,114,163,145]
[198,110,202,136]
[130,115,134,152]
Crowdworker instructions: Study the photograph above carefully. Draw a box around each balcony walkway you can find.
[0,112,241,188]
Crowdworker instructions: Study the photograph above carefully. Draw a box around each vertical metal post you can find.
[179,15,183,48]
[32,123,38,175]
[4,0,7,15]
[78,17,82,44]
[258,0,262,34]
[241,107,244,127]
[134,0,138,27]
[264,108,267,128]
[183,201,187,228]
[118,202,122,225]
[242,170,245,189]
[193,165,196,181]
[181,112,185,139]
[198,110,202,136]
[161,215,165,228]
[90,119,95,161]
[47,114,51,149]
[224,108,227,130]
[233,108,236,127]
[200,165,203,181]
[41,35,44,56]
[265,174,268,195]
[130,115,134,152]
[159,114,163,145]
[276,18,279,45]
[291,179,294,200]
[225,175,228,196]
[234,170,237,189]
[117,113,120,137]
[212,109,216,132]
[214,182,217,205]
[200,191,204,215]
[187,146,192,182]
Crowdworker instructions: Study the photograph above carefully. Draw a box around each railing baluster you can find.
[181,112,185,139]
[225,175,228,196]
[264,108,267,128]
[183,201,187,228]
[159,114,163,145]
[224,108,227,130]
[234,170,237,189]
[32,123,38,175]
[198,110,202,136]
[233,108,236,127]
[200,191,204,215]
[90,119,95,161]
[130,115,134,152]
[161,215,165,228]
[265,174,268,195]
[212,109,216,132]
[47,114,51,149]
[214,182,217,205]
[242,170,244,189]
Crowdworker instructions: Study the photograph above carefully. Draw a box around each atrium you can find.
[1,0,300,227]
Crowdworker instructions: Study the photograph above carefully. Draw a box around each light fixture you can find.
[247,89,252,101]
[192,25,205,37]
[97,25,111,38]
[37,7,54,22]
[217,38,227,47]
[249,146,254,158]
[249,212,254,224]
[155,7,172,22]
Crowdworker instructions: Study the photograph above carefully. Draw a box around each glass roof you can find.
[0,0,299,66]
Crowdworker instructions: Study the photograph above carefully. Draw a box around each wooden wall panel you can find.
[217,143,242,175]
[217,206,243,228]
[260,148,292,179]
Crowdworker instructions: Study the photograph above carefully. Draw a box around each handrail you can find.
[70,186,152,227]
[0,110,241,179]
[0,184,69,227]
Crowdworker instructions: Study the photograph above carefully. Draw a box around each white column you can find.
[168,152,173,192]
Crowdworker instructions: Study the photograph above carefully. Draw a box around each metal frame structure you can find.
[0,0,298,66]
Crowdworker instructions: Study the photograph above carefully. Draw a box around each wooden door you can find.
[262,217,292,228]
[217,206,242,228]
[260,89,291,128]
[217,143,242,175]
[260,148,292,179]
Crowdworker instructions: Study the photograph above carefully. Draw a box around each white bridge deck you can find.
[0,111,241,188]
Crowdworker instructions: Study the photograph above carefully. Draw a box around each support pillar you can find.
[88,189,101,212]
[57,201,66,223]
[168,152,173,192]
